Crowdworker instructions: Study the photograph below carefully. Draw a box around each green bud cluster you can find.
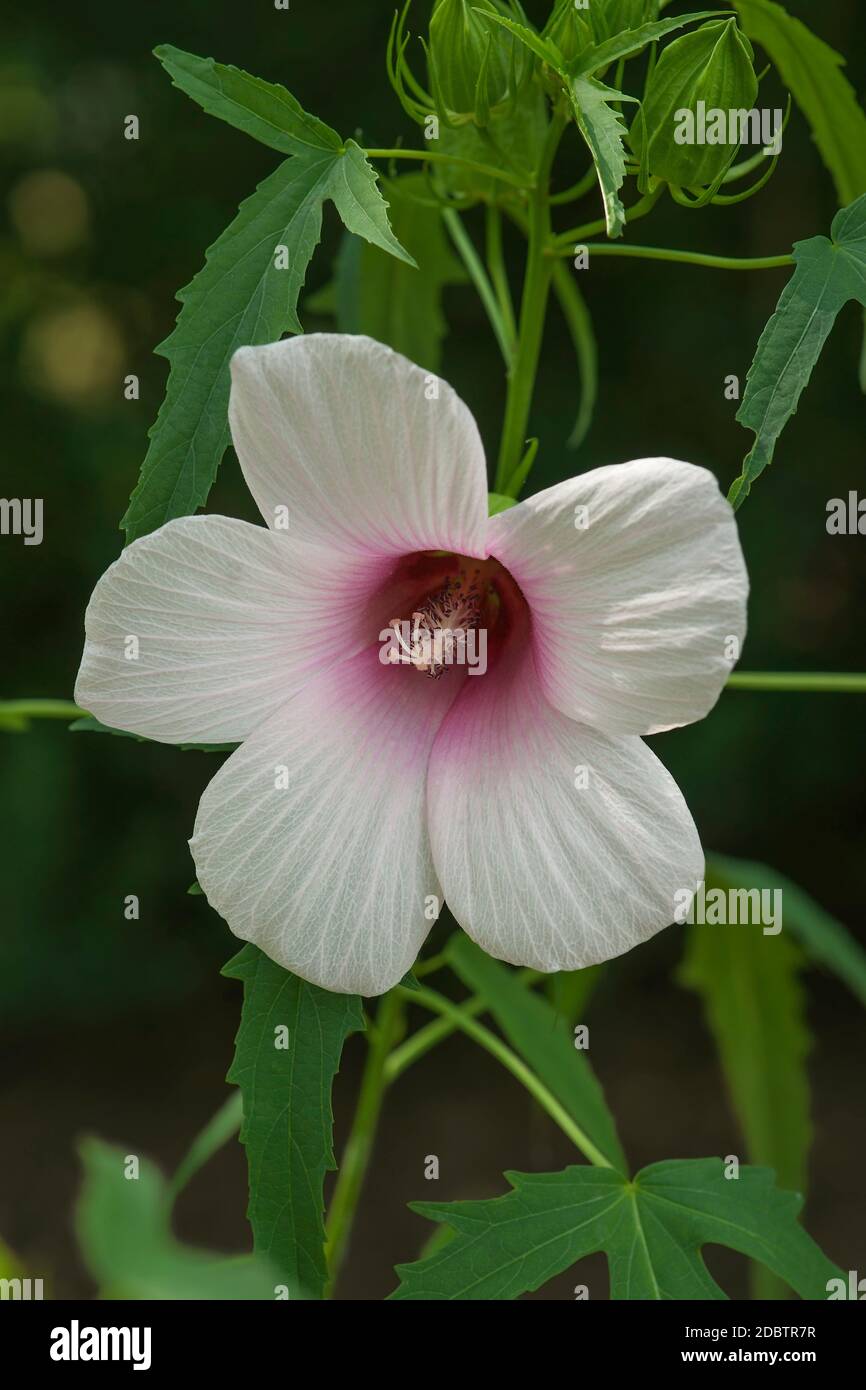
[633,18,759,190]
[590,0,659,45]
[428,0,531,125]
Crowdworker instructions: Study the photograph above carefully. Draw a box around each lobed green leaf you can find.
[730,192,866,505]
[392,1158,842,1300]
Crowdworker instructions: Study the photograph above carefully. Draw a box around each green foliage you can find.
[731,0,866,207]
[482,10,678,237]
[76,1138,278,1298]
[730,193,866,506]
[543,0,593,66]
[633,19,758,189]
[569,76,637,237]
[679,918,809,1191]
[169,1093,243,1199]
[730,0,866,391]
[479,12,563,72]
[307,174,464,373]
[707,853,866,1007]
[154,44,342,156]
[680,863,811,1298]
[572,11,726,78]
[590,0,660,45]
[223,945,364,1300]
[487,492,518,515]
[446,936,627,1172]
[430,0,527,120]
[392,1159,841,1299]
[548,964,603,1026]
[120,47,412,543]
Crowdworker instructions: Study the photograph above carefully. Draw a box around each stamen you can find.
[389,571,482,678]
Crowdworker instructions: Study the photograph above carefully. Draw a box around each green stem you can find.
[485,204,517,349]
[0,699,84,722]
[551,260,597,451]
[396,983,611,1167]
[550,165,598,205]
[551,243,794,271]
[551,187,662,250]
[324,989,404,1294]
[386,968,541,1081]
[363,147,527,190]
[726,672,866,693]
[494,111,565,493]
[442,208,514,367]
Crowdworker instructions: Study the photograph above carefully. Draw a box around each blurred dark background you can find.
[1,0,864,1299]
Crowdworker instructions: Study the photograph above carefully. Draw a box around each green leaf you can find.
[308,174,463,373]
[731,0,866,208]
[477,12,565,70]
[328,142,418,268]
[547,963,603,1024]
[392,1158,842,1299]
[223,945,364,1300]
[169,1093,243,1199]
[121,51,412,542]
[680,863,811,1299]
[730,192,866,506]
[730,1,866,392]
[76,1137,279,1299]
[678,890,810,1195]
[154,45,342,156]
[446,936,627,1173]
[568,76,637,238]
[706,852,866,1008]
[487,492,518,516]
[120,154,334,542]
[571,11,726,77]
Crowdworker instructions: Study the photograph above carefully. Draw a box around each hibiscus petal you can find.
[229,333,489,558]
[191,648,462,995]
[428,647,703,973]
[75,514,376,744]
[487,457,748,736]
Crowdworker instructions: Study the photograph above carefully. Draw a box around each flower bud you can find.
[633,19,758,188]
[428,0,528,122]
[543,0,593,67]
[591,0,659,45]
